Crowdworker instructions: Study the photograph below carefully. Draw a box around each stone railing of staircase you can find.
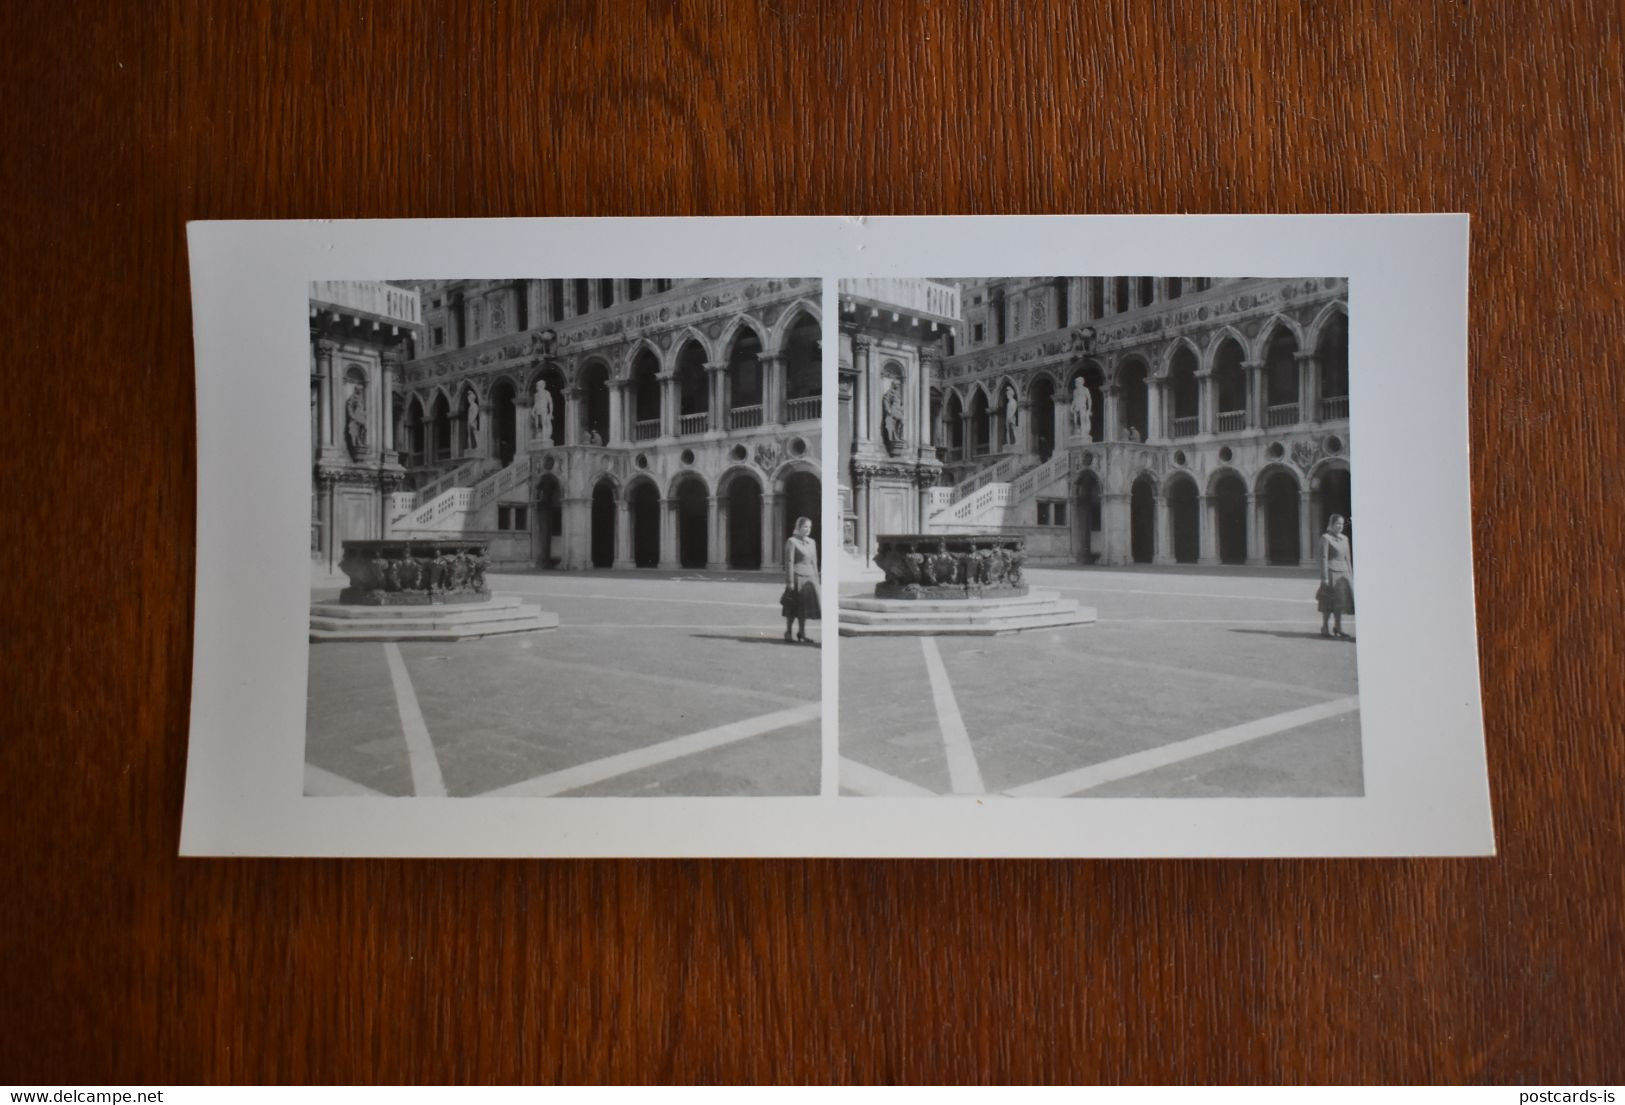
[412,457,499,508]
[949,453,1028,500]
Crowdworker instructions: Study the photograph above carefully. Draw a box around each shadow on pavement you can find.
[689,633,821,647]
[1229,627,1357,642]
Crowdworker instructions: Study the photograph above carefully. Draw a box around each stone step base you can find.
[838,590,1098,636]
[310,595,559,642]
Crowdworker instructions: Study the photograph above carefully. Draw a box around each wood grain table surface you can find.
[3,0,1621,1085]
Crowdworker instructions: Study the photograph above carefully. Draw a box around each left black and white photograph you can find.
[304,277,825,798]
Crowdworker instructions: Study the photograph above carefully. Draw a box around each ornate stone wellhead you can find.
[337,539,491,605]
[872,534,1028,600]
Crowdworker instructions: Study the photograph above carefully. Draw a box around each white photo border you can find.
[182,215,1492,857]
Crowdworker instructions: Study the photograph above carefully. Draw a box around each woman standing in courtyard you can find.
[1319,513,1355,639]
[783,515,821,644]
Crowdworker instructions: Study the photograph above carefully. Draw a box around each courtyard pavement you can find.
[305,570,822,798]
[838,565,1362,798]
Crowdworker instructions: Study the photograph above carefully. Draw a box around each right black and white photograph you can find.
[836,275,1358,799]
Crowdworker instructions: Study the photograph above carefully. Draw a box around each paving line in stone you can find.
[1012,645,1358,701]
[476,701,822,797]
[1005,695,1361,798]
[838,757,938,798]
[303,763,387,797]
[383,641,448,798]
[493,588,774,610]
[920,637,986,796]
[456,650,812,707]
[1043,583,1318,605]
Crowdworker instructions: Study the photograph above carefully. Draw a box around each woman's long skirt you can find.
[1317,572,1355,615]
[790,573,822,621]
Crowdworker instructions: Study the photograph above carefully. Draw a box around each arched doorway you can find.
[1030,376,1056,460]
[726,328,764,427]
[1263,327,1300,426]
[590,479,617,568]
[1168,346,1199,438]
[628,480,660,567]
[726,474,763,569]
[1213,339,1247,432]
[942,391,965,462]
[1317,313,1349,420]
[781,469,821,554]
[490,378,518,467]
[1262,470,1301,565]
[430,393,452,462]
[1117,359,1150,441]
[579,362,611,444]
[1073,471,1101,564]
[535,475,564,567]
[970,389,991,456]
[1130,474,1156,563]
[631,350,662,442]
[1213,471,1248,564]
[675,341,708,435]
[673,476,709,568]
[782,311,821,423]
[1167,476,1200,563]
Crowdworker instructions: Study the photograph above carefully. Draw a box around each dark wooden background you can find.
[4,0,1621,1085]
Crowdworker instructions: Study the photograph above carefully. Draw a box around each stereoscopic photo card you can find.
[182,215,1492,857]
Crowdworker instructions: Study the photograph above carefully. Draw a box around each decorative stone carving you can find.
[754,440,784,472]
[465,389,482,449]
[1291,439,1321,472]
[1070,380,1093,441]
[337,540,491,606]
[872,534,1028,600]
[532,381,554,442]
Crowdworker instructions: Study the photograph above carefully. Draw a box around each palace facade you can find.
[311,278,822,572]
[839,276,1350,567]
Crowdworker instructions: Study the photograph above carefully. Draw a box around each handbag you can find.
[779,585,799,618]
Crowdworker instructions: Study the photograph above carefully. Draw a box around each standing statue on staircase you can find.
[1004,384,1019,447]
[1070,379,1092,442]
[465,389,481,451]
[532,381,554,445]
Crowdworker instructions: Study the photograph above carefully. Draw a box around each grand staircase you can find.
[392,455,529,534]
[926,450,1077,530]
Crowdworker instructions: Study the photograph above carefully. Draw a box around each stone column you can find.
[853,471,871,565]
[659,374,676,438]
[1198,494,1218,564]
[1052,399,1068,458]
[853,336,874,444]
[564,388,581,446]
[1153,492,1173,564]
[759,353,782,424]
[1101,492,1129,565]
[1299,488,1317,567]
[513,396,532,461]
[1198,373,1214,435]
[608,380,625,445]
[379,355,398,457]
[1103,384,1121,442]
[1296,351,1318,425]
[1146,379,1165,443]
[315,341,337,454]
[1243,360,1265,429]
[1246,491,1265,565]
[561,497,590,569]
[612,500,634,570]
[707,495,726,570]
[762,492,781,570]
[1018,399,1034,456]
[917,351,938,448]
[706,362,728,431]
[659,498,677,567]
[526,281,545,329]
